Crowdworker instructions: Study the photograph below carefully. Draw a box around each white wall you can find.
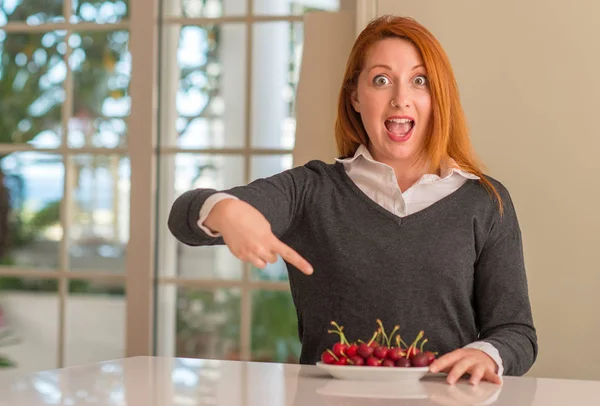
[372,0,600,381]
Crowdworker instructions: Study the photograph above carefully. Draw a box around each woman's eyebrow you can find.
[367,63,425,72]
[368,64,392,72]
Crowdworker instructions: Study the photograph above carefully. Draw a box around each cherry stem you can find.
[396,334,408,349]
[327,329,349,345]
[386,325,399,347]
[367,329,380,346]
[330,321,343,332]
[329,321,351,345]
[376,319,388,346]
[419,338,428,352]
[326,349,339,361]
[406,330,424,359]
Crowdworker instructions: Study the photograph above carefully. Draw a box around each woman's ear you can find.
[351,90,360,112]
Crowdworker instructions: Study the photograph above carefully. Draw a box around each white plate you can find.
[316,362,430,382]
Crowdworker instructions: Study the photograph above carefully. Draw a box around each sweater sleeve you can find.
[167,162,320,247]
[474,186,538,376]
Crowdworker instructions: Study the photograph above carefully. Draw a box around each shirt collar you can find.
[335,144,480,181]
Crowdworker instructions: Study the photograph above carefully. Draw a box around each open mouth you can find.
[384,117,414,141]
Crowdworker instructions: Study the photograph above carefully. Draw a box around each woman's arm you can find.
[471,187,538,376]
[167,163,322,274]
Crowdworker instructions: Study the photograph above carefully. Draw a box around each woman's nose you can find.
[392,85,411,108]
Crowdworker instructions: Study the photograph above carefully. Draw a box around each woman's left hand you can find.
[429,348,502,386]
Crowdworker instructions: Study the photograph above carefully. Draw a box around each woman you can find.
[168,15,537,386]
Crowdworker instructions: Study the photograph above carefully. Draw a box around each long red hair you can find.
[334,15,503,212]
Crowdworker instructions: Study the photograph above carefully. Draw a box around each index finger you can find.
[429,349,464,374]
[272,239,313,275]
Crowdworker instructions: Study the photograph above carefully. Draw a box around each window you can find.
[155,0,340,363]
[0,0,344,375]
[0,0,130,373]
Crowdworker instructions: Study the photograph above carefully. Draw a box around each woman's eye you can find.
[373,75,390,86]
[414,75,428,86]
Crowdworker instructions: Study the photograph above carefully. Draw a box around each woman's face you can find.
[352,38,432,166]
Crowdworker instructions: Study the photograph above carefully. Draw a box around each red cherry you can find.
[335,357,348,365]
[424,351,436,364]
[346,344,358,357]
[332,343,348,357]
[395,358,411,368]
[357,343,374,358]
[382,359,395,367]
[410,352,430,367]
[350,355,364,366]
[386,347,405,361]
[321,350,337,364]
[373,346,389,359]
[366,356,382,367]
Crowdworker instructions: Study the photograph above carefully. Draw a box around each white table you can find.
[0,356,599,405]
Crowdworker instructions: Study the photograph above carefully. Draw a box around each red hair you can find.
[334,15,503,213]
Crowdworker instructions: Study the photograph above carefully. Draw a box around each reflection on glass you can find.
[251,22,303,149]
[170,358,240,405]
[163,0,247,18]
[69,155,129,272]
[0,31,66,147]
[65,280,125,367]
[157,286,241,360]
[0,153,63,269]
[71,0,129,23]
[251,290,300,363]
[253,0,339,16]
[69,30,130,148]
[0,277,58,374]
[1,1,64,24]
[161,25,247,149]
[59,362,125,405]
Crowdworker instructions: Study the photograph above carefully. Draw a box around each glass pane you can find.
[178,246,243,280]
[253,0,339,15]
[251,290,300,363]
[0,30,66,147]
[251,259,288,282]
[156,286,241,360]
[164,0,247,18]
[157,153,244,279]
[0,277,58,374]
[161,24,247,149]
[69,30,130,148]
[69,155,129,272]
[71,0,129,24]
[0,152,63,269]
[65,279,125,367]
[251,22,302,149]
[250,154,292,181]
[1,1,64,24]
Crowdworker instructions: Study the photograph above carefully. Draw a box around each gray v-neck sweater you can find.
[168,160,538,376]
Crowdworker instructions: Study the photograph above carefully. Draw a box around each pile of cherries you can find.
[320,320,437,368]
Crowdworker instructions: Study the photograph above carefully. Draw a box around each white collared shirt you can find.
[198,144,504,376]
[335,144,480,217]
